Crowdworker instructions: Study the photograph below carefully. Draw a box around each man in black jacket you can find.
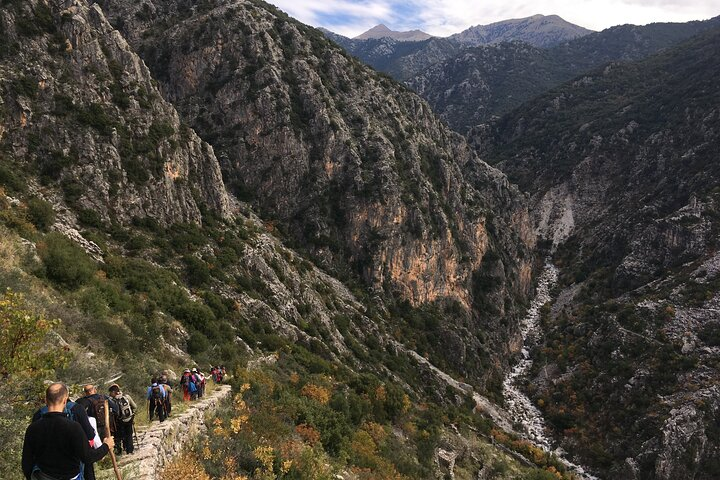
[31,396,99,480]
[22,383,114,480]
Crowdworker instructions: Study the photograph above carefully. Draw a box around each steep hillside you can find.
[354,23,432,42]
[409,16,720,133]
[93,0,536,385]
[0,0,230,226]
[450,14,592,48]
[408,41,570,133]
[486,28,720,479]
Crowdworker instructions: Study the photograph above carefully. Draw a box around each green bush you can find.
[26,198,55,231]
[183,255,211,287]
[0,162,27,193]
[77,208,103,228]
[187,330,210,354]
[39,233,96,289]
[76,103,115,135]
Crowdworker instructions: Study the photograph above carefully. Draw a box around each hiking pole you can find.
[104,400,123,480]
[132,422,139,448]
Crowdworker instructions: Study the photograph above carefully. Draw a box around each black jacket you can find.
[22,412,109,480]
[32,402,95,442]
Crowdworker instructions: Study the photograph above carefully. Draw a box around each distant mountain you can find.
[354,23,433,41]
[450,14,592,48]
[487,27,720,478]
[408,16,720,133]
[320,14,590,81]
[322,32,461,81]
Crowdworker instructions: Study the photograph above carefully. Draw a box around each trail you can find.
[103,384,232,480]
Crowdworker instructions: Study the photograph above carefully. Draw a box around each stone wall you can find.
[115,385,232,479]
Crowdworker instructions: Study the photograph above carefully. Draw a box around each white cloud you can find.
[268,0,720,37]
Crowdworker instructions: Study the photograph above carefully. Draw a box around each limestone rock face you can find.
[93,0,536,381]
[0,0,230,227]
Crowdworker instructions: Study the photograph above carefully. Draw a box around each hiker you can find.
[196,368,206,398]
[75,384,118,480]
[146,381,166,422]
[108,384,136,455]
[76,384,118,440]
[180,369,197,401]
[210,366,218,383]
[189,368,200,400]
[31,389,97,480]
[22,383,114,480]
[159,378,173,417]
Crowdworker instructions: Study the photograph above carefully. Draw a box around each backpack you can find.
[151,385,163,400]
[188,380,197,393]
[90,396,116,434]
[40,400,77,421]
[117,395,134,422]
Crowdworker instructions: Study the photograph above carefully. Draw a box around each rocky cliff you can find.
[92,0,536,383]
[487,27,720,479]
[0,0,539,398]
[0,0,231,227]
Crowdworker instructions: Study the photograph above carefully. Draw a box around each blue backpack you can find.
[188,380,197,393]
[39,400,77,421]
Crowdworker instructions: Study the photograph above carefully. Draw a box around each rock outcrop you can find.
[0,0,231,227]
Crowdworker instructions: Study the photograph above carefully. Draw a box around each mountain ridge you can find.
[354,23,433,41]
[407,15,720,133]
[450,14,593,48]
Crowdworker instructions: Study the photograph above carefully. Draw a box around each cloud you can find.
[267,0,395,37]
[267,0,720,37]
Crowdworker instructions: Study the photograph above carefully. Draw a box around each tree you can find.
[0,289,66,480]
[0,289,60,378]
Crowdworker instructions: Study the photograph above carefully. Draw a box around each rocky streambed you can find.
[502,262,600,480]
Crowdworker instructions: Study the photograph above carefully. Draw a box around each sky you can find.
[266,0,720,37]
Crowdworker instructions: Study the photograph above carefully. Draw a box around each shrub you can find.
[26,198,55,231]
[76,103,115,135]
[183,255,211,287]
[14,75,39,98]
[187,330,210,355]
[0,162,27,193]
[0,289,60,377]
[77,208,103,228]
[39,233,96,289]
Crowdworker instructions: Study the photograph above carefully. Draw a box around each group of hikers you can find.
[21,365,227,480]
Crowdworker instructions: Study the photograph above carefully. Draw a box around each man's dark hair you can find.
[46,383,68,405]
[109,384,120,393]
[83,384,96,395]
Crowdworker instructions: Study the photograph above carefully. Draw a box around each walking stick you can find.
[104,400,123,480]
[132,422,139,448]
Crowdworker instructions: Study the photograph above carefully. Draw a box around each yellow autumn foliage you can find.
[300,383,331,404]
[160,453,210,480]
